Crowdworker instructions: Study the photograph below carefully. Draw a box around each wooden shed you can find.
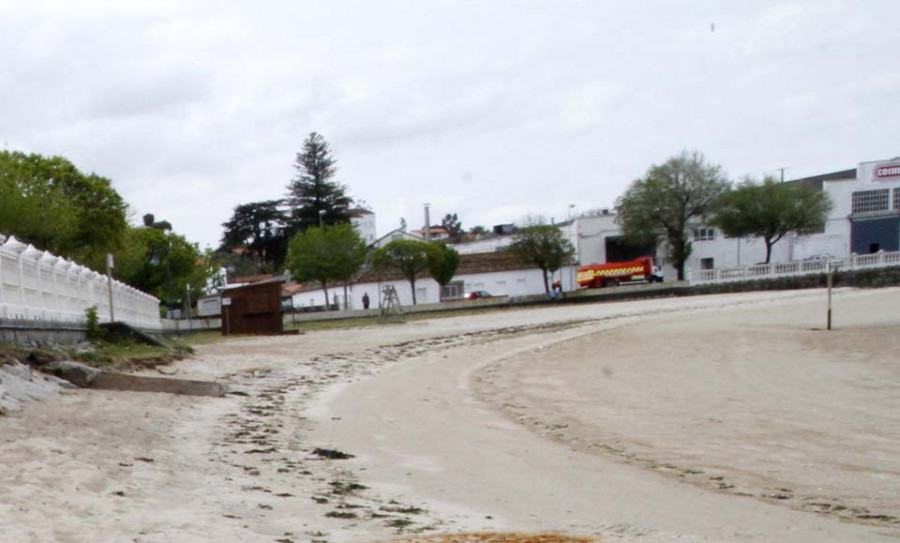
[221,279,284,336]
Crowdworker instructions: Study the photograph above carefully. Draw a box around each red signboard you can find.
[874,162,900,180]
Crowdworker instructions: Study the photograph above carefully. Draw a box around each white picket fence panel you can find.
[689,250,900,285]
[0,234,161,330]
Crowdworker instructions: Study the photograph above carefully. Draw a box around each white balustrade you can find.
[0,233,162,330]
[689,250,900,286]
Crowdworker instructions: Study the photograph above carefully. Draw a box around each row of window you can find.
[851,188,900,214]
[692,223,826,241]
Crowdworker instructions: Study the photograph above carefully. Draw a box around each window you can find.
[693,227,715,241]
[442,281,464,300]
[894,188,900,211]
[851,189,890,214]
[700,258,714,270]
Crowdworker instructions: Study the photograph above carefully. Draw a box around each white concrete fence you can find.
[0,234,161,330]
[689,250,900,285]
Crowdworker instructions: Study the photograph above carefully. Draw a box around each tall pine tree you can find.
[287,132,353,233]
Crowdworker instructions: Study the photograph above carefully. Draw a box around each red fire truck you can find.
[576,256,663,288]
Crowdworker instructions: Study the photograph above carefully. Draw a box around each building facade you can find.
[349,209,377,245]
[686,157,900,273]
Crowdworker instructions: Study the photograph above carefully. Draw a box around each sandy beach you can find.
[1,288,898,542]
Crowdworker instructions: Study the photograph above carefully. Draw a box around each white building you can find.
[287,250,579,311]
[512,156,900,280]
[452,224,517,255]
[369,227,425,249]
[687,156,900,272]
[349,208,377,245]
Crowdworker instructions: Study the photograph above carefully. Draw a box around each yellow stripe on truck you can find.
[594,266,642,276]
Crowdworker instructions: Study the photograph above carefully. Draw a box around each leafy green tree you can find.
[0,162,73,250]
[508,224,575,294]
[710,177,833,263]
[0,150,128,270]
[372,239,433,305]
[114,227,207,313]
[426,243,461,300]
[286,223,367,310]
[287,132,353,233]
[615,151,730,280]
[221,200,289,271]
[468,225,489,238]
[58,172,129,270]
[441,213,464,242]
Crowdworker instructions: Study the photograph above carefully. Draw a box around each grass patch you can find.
[283,306,516,333]
[177,331,229,346]
[284,316,386,333]
[72,340,191,371]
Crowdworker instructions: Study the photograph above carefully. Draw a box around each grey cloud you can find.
[2,1,899,248]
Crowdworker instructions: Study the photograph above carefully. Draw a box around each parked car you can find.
[804,253,838,262]
[466,290,492,300]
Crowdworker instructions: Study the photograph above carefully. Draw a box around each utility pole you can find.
[106,253,115,323]
[185,284,193,330]
[567,204,576,291]
[423,203,431,241]
[778,167,788,183]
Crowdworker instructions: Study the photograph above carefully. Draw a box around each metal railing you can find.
[0,234,162,330]
[689,250,900,285]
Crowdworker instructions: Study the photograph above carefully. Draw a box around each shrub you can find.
[85,305,105,341]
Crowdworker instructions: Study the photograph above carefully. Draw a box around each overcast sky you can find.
[2,1,898,249]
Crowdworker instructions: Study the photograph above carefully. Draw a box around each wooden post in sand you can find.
[826,260,833,330]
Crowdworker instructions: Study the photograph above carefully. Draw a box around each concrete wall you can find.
[0,319,85,345]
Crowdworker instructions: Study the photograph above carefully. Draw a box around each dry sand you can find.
[1,288,898,542]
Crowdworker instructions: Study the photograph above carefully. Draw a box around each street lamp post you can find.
[567,204,576,291]
[150,250,174,317]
